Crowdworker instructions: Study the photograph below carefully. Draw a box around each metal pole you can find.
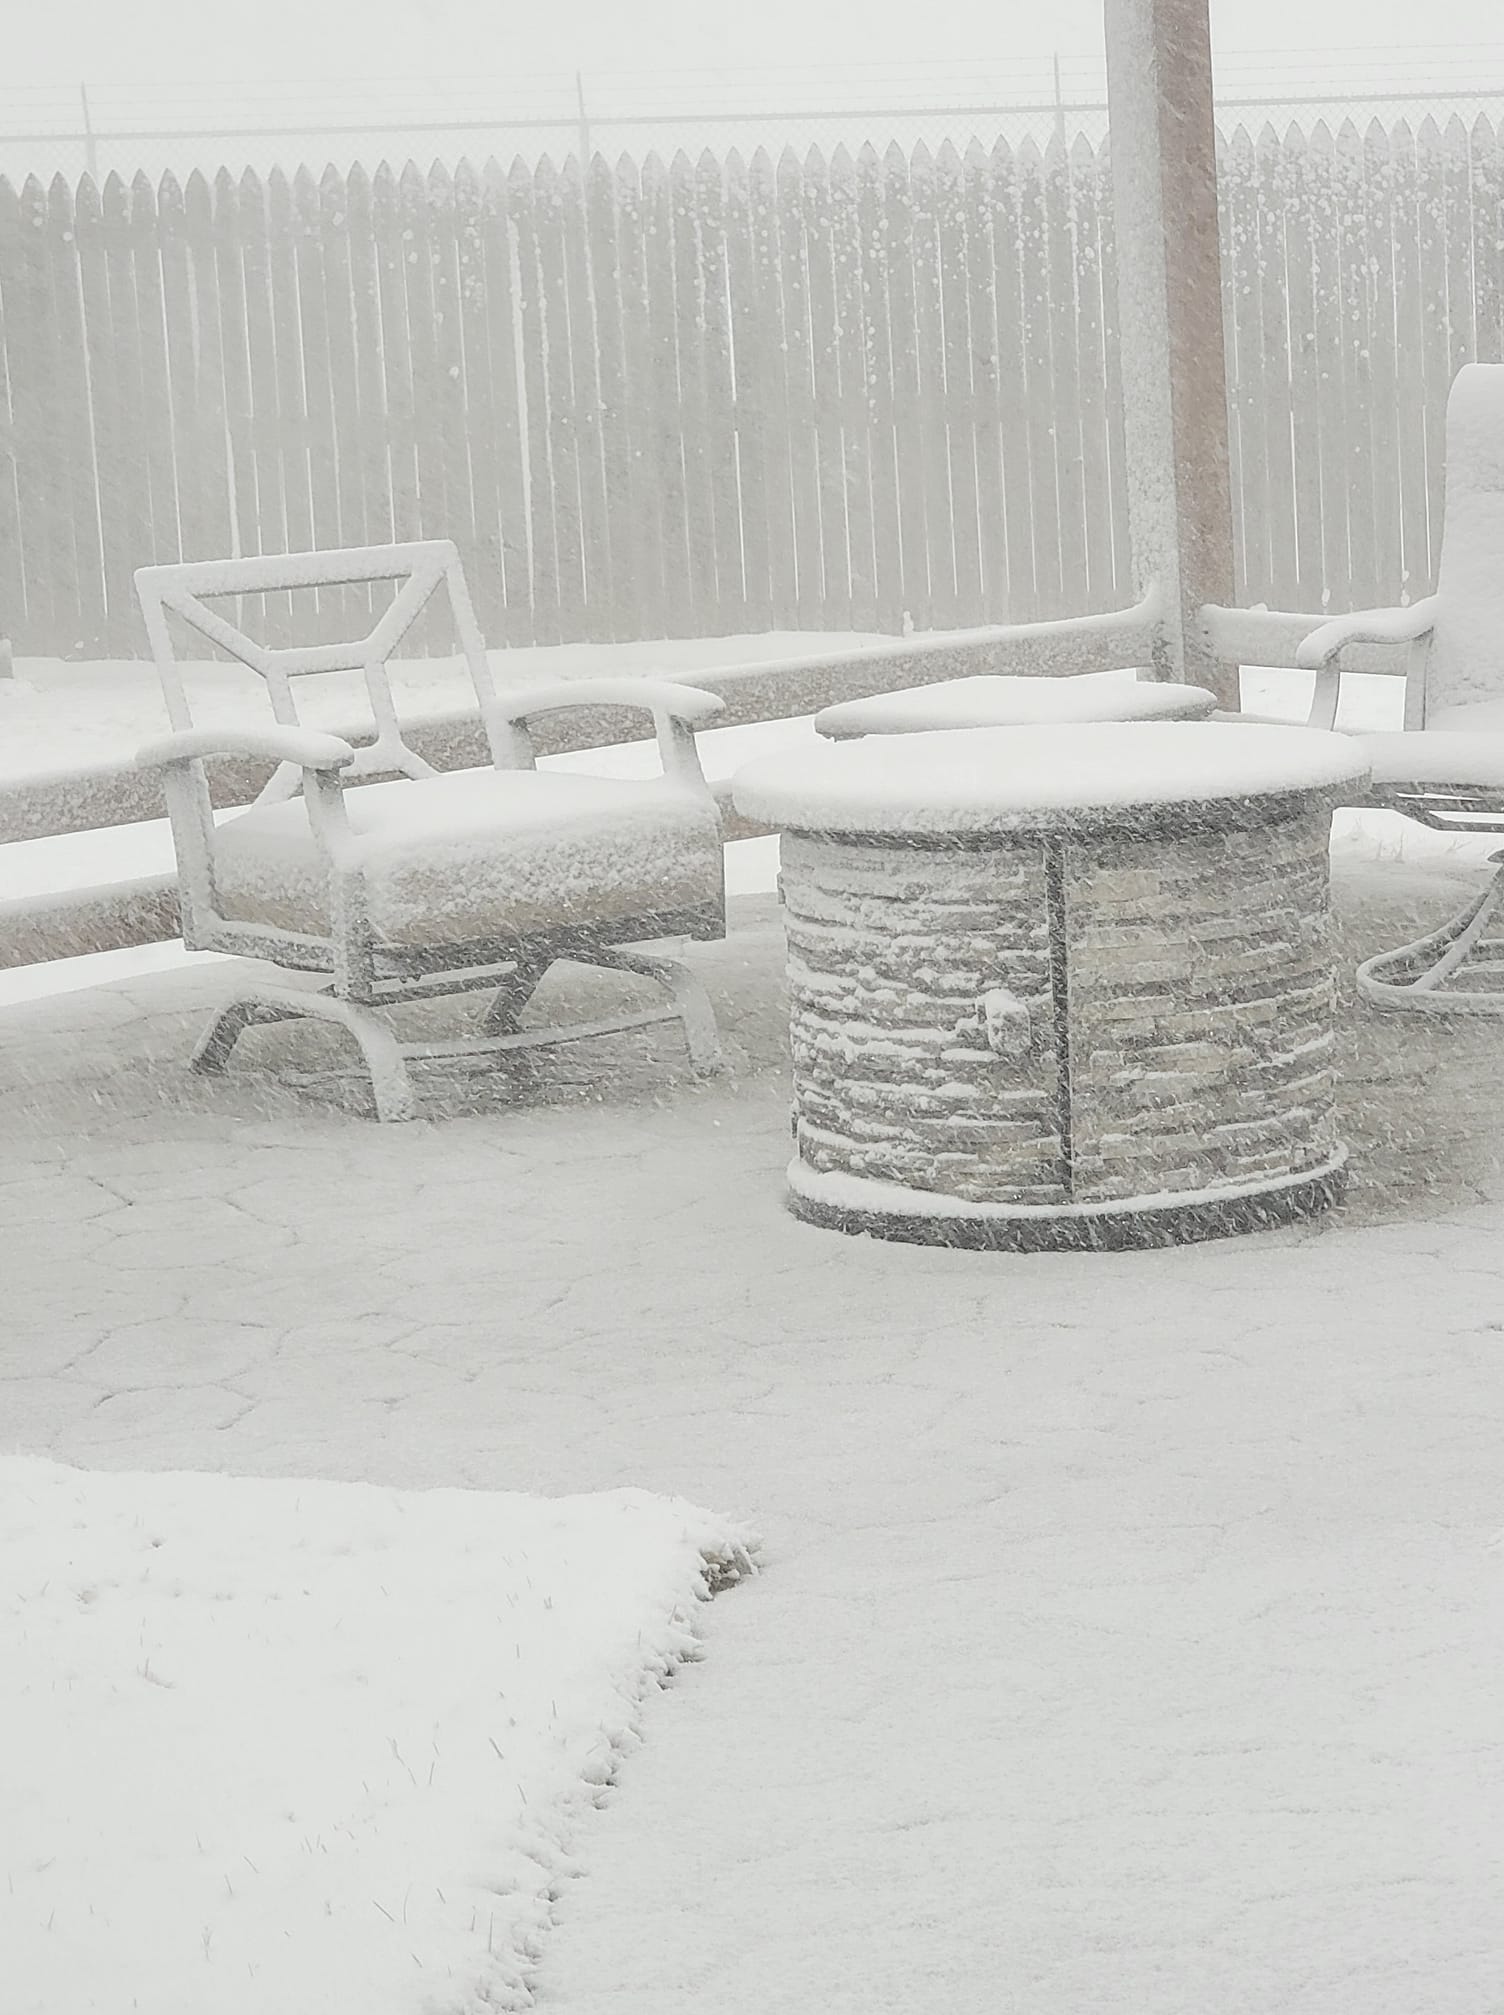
[1053,53,1067,148]
[575,71,592,168]
[79,82,99,181]
[1104,0,1238,706]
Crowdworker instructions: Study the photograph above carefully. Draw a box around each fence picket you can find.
[9,179,62,647]
[1070,136,1114,610]
[1443,117,1475,390]
[46,175,103,649]
[370,162,421,583]
[290,167,342,639]
[422,162,471,654]
[908,145,958,628]
[398,160,450,652]
[479,158,533,645]
[746,148,798,628]
[937,141,982,621]
[209,171,260,635]
[74,175,125,638]
[1470,116,1503,367]
[239,167,293,642]
[1254,127,1299,608]
[989,139,1037,618]
[1043,137,1087,612]
[533,158,586,638]
[804,146,852,629]
[1416,119,1452,587]
[831,144,877,632]
[613,154,667,638]
[180,171,235,572]
[776,147,823,627]
[671,150,718,632]
[508,155,560,644]
[1280,127,1325,608]
[724,150,773,629]
[0,181,27,643]
[642,152,693,635]
[882,142,931,627]
[1015,139,1061,613]
[322,164,373,629]
[561,156,613,639]
[858,144,904,633]
[102,173,159,643]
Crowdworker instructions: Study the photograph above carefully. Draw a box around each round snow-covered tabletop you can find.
[734,722,1371,839]
[814,671,1218,739]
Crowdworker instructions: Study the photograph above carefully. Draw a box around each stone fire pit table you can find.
[733,722,1373,1251]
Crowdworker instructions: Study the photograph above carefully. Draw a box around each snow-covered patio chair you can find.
[1278,363,1504,1012]
[134,541,727,1120]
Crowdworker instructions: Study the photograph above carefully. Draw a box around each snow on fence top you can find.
[732,722,1373,835]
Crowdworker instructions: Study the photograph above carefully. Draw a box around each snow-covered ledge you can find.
[0,602,1166,851]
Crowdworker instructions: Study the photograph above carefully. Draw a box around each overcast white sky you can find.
[5,0,1504,85]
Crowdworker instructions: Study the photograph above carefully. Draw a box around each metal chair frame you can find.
[135,541,726,1118]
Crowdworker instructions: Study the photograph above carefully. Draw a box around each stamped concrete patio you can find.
[6,850,1504,2013]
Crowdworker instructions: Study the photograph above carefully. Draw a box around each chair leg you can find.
[1358,855,1504,1014]
[481,957,551,1034]
[190,997,273,1076]
[594,946,725,1077]
[189,981,421,1122]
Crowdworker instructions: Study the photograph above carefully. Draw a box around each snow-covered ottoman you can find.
[734,723,1371,1250]
[813,669,1217,739]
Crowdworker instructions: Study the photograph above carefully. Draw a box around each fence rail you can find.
[2,115,1502,661]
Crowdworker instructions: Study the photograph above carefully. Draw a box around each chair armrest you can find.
[488,678,727,730]
[135,725,357,772]
[1295,598,1440,670]
[485,679,725,789]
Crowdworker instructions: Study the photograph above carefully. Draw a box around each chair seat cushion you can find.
[213,767,724,949]
[814,672,1217,739]
[1356,731,1504,791]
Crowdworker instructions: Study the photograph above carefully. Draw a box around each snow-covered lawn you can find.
[3,1457,750,2015]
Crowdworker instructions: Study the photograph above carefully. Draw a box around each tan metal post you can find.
[1104,0,1239,708]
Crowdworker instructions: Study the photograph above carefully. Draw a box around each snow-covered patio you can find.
[7,844,1504,2012]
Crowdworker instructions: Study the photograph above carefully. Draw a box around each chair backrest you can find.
[1426,364,1504,721]
[134,541,499,796]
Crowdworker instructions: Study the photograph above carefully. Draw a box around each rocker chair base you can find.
[1357,852,1504,1015]
[189,946,725,1121]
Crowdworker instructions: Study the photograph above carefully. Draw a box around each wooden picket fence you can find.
[1,116,1503,660]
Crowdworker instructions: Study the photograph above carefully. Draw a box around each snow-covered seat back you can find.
[1425,364,1504,722]
[134,540,499,797]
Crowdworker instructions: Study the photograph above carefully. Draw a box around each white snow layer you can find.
[813,670,1216,736]
[212,770,723,945]
[1,1457,752,2015]
[0,636,885,784]
[733,722,1373,834]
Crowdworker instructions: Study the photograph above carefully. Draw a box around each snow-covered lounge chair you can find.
[134,541,727,1120]
[1276,363,1504,1012]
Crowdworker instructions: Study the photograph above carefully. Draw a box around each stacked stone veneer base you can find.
[781,802,1347,1250]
